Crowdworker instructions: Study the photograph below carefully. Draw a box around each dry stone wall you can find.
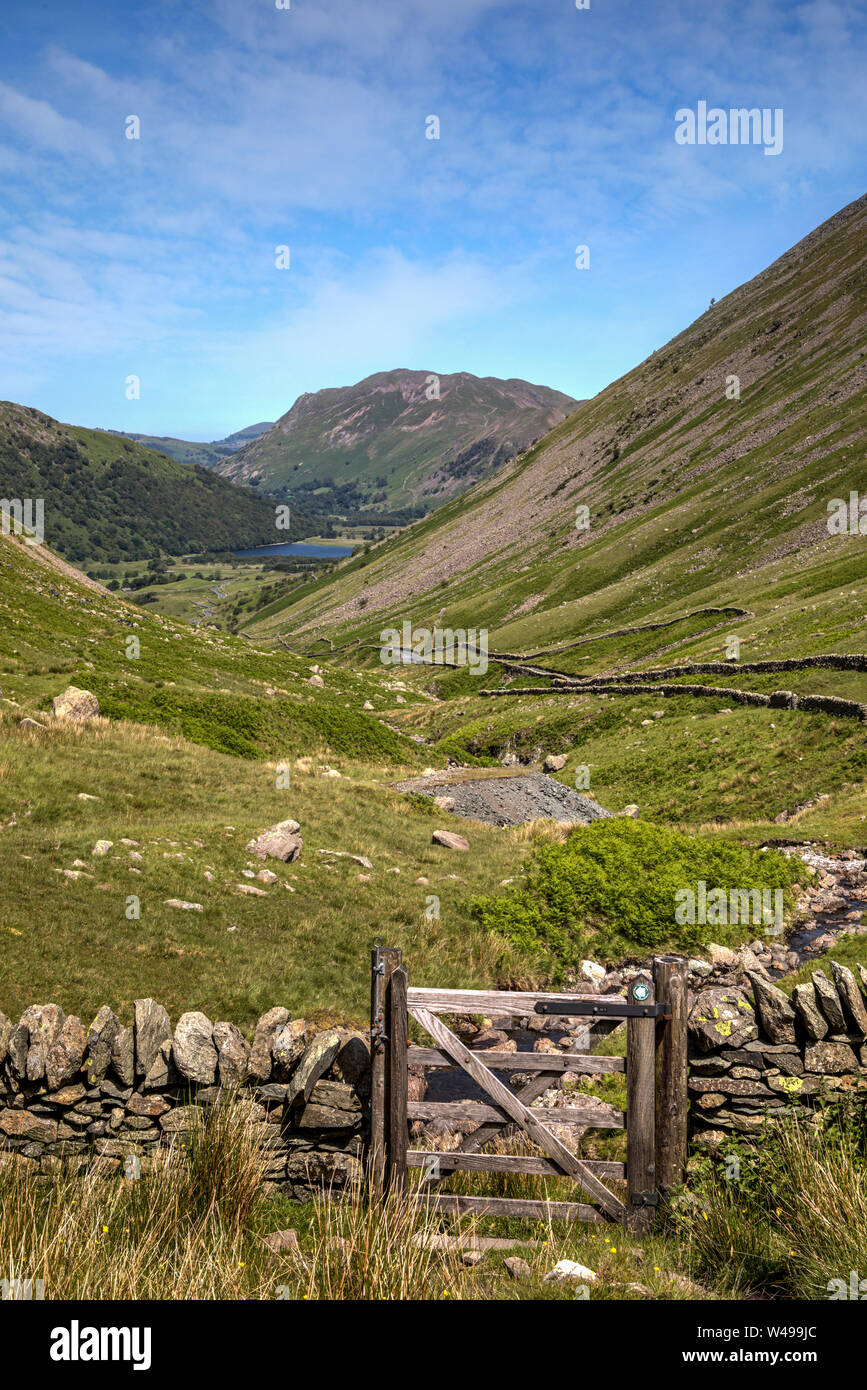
[0,999,370,1198]
[687,961,867,1146]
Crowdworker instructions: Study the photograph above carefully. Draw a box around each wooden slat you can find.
[407,1100,624,1128]
[407,1150,625,1179]
[406,1046,624,1073]
[406,986,619,1015]
[410,1006,626,1219]
[422,1194,605,1222]
[452,1069,560,1157]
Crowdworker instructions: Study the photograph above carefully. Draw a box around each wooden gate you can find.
[368,950,687,1231]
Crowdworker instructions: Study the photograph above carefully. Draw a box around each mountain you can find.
[0,403,287,564]
[104,421,274,468]
[212,370,579,513]
[245,193,867,673]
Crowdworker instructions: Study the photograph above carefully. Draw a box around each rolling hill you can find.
[244,193,867,673]
[213,369,579,512]
[0,404,288,563]
[104,421,274,468]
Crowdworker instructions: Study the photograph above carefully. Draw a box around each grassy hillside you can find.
[105,421,274,468]
[0,403,284,563]
[251,194,866,664]
[216,369,578,512]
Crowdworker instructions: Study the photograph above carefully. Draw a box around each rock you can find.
[803,1041,860,1074]
[21,1004,66,1081]
[248,1007,291,1082]
[619,804,640,819]
[746,973,797,1045]
[19,717,47,732]
[544,754,568,772]
[433,796,456,812]
[235,885,269,896]
[504,1256,532,1281]
[709,945,737,971]
[830,961,867,1035]
[792,984,828,1041]
[332,1031,371,1092]
[134,999,172,1078]
[308,674,325,688]
[91,840,113,857]
[687,987,758,1052]
[160,1105,200,1134]
[0,1010,10,1067]
[173,1012,218,1085]
[263,1228,300,1255]
[126,1092,170,1118]
[52,686,99,721]
[363,701,374,711]
[45,1016,87,1091]
[734,947,769,980]
[294,1080,363,1131]
[246,821,303,863]
[142,1038,180,1091]
[811,970,847,1033]
[0,1110,58,1143]
[431,830,469,851]
[578,959,606,987]
[110,1026,135,1087]
[543,1260,597,1283]
[272,1020,307,1081]
[164,899,203,912]
[213,1021,251,1087]
[285,1030,341,1108]
[48,1084,87,1107]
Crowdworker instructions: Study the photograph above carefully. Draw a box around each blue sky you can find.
[0,0,865,439]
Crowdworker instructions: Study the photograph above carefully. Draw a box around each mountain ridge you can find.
[214,368,579,513]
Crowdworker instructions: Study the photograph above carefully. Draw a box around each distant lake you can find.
[231,542,356,560]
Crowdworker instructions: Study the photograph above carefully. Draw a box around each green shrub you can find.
[469,817,800,972]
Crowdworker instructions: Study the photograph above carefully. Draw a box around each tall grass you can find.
[677,1107,867,1299]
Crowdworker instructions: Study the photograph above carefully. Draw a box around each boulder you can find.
[830,961,867,1035]
[543,754,568,772]
[21,1004,66,1082]
[248,1007,291,1082]
[578,959,606,987]
[746,973,797,1045]
[246,821,303,863]
[811,970,847,1033]
[272,1020,307,1082]
[792,983,828,1041]
[142,1038,180,1092]
[7,1019,29,1079]
[285,1030,341,1108]
[707,943,736,968]
[619,805,640,819]
[134,999,172,1079]
[0,1110,58,1144]
[45,1015,87,1091]
[308,674,325,689]
[687,987,758,1052]
[213,1021,251,1087]
[431,829,469,851]
[111,1026,136,1087]
[433,796,456,812]
[173,1012,218,1085]
[332,1031,371,1093]
[52,686,99,721]
[86,1006,122,1084]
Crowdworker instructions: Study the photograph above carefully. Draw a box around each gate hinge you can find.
[630,1191,660,1208]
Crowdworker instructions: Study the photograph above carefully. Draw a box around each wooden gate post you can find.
[368,945,402,1195]
[625,972,656,1234]
[386,964,409,1198]
[653,954,688,1195]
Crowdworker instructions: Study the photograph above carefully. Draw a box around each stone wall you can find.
[0,1000,370,1198]
[687,961,867,1147]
